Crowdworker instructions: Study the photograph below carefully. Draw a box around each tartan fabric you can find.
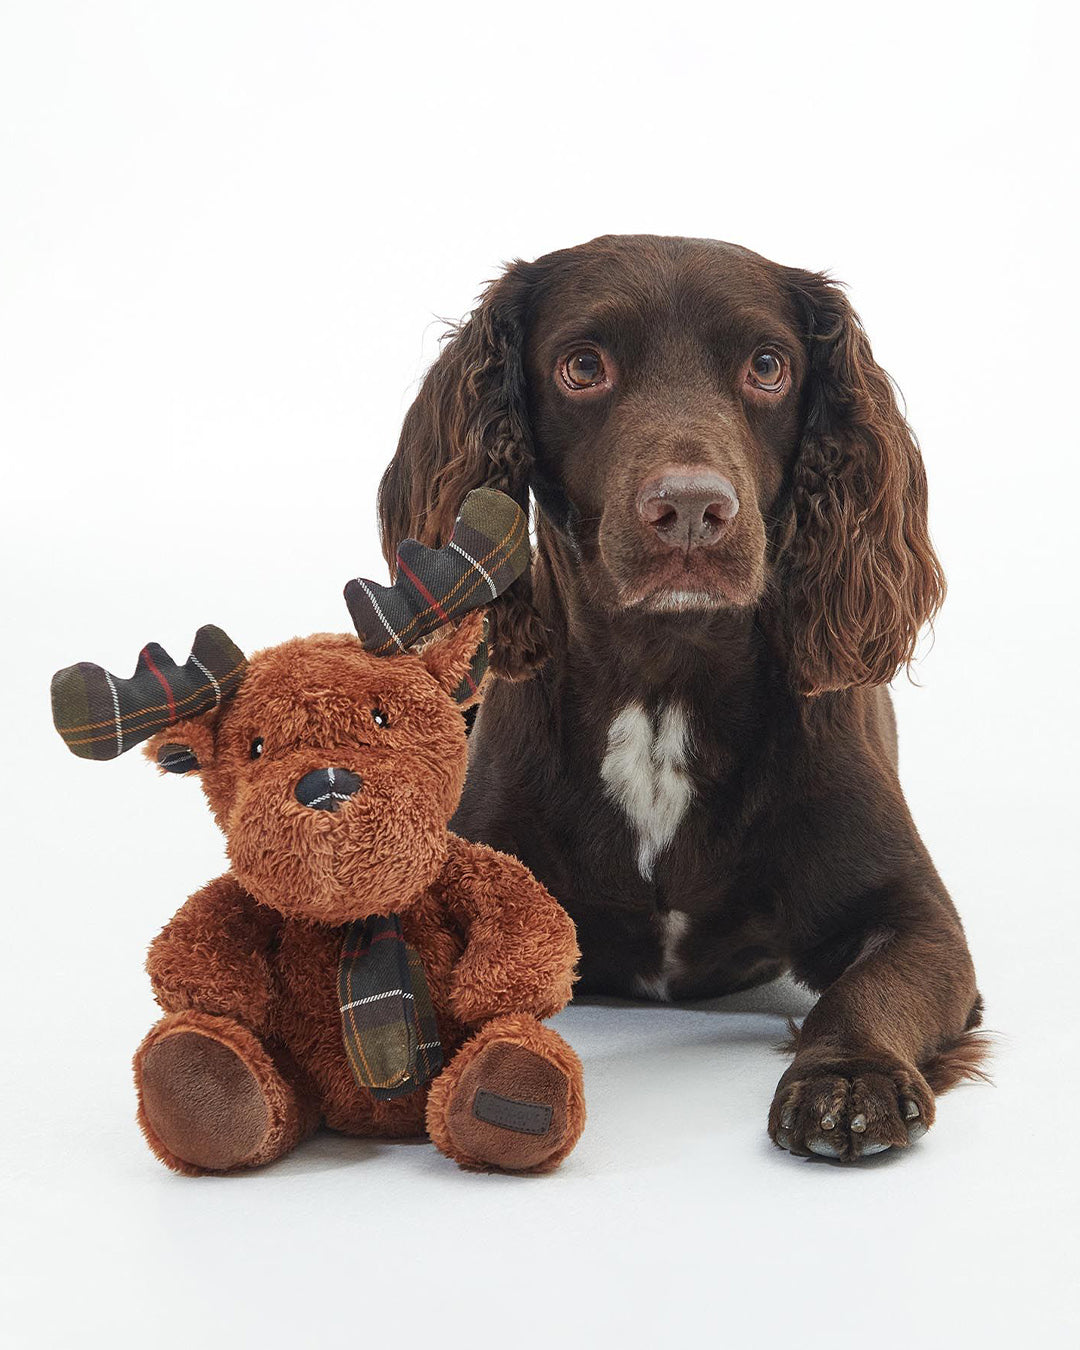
[52,625,247,761]
[338,914,444,1100]
[344,487,529,661]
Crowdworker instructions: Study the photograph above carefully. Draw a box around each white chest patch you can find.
[635,909,690,1001]
[600,701,695,881]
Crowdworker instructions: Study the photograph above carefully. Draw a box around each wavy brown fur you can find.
[782,1015,993,1095]
[776,270,947,694]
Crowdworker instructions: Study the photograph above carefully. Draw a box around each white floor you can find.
[3,905,1075,1348]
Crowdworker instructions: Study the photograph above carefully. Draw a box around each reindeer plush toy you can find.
[52,490,585,1175]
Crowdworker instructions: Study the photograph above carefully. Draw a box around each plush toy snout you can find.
[294,767,363,811]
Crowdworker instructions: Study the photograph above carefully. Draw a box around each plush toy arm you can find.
[146,874,279,1033]
[442,836,579,1027]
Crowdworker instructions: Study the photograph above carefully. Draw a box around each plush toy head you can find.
[52,489,530,927]
[152,616,484,924]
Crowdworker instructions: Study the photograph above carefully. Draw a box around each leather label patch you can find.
[472,1088,554,1136]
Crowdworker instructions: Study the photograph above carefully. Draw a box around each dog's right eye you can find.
[746,348,787,393]
[561,349,607,390]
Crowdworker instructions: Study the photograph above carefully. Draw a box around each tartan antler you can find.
[344,488,530,659]
[51,625,247,761]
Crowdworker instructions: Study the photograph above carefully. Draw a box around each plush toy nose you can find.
[294,768,363,811]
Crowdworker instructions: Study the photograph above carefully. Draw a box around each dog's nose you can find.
[637,470,740,549]
[294,767,363,811]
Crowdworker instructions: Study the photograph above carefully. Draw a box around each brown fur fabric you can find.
[378,234,987,1162]
[129,612,584,1175]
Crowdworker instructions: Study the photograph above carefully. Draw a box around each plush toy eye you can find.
[250,737,264,759]
[372,709,389,729]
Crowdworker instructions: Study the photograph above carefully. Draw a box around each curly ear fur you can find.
[777,272,946,696]
[378,263,549,680]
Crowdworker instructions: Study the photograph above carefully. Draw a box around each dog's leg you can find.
[770,907,987,1160]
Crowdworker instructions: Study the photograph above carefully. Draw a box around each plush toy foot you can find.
[427,1013,585,1174]
[134,1011,310,1175]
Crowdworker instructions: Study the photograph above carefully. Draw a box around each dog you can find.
[378,234,987,1161]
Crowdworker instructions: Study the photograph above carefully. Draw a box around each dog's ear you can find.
[776,270,946,696]
[378,261,548,680]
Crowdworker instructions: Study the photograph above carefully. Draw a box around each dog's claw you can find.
[903,1099,920,1120]
[907,1120,928,1143]
[781,1108,794,1129]
[808,1137,843,1158]
[820,1113,836,1130]
[776,1128,791,1150]
[859,1141,891,1156]
[850,1113,867,1133]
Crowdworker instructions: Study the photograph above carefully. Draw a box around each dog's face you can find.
[522,238,806,615]
[380,234,945,695]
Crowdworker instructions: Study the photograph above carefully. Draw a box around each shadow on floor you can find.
[571,970,816,1019]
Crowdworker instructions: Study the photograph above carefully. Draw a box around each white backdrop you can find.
[2,2,1077,1347]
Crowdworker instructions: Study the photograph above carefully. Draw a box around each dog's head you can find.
[379,235,944,695]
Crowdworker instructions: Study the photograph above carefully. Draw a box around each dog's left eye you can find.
[371,708,389,728]
[747,349,787,392]
[561,349,607,390]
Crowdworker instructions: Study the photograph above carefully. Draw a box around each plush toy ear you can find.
[418,610,488,703]
[449,616,494,709]
[144,718,217,775]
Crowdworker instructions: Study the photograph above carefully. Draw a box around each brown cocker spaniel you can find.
[378,234,987,1162]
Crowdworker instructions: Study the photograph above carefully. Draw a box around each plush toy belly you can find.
[271,913,467,1134]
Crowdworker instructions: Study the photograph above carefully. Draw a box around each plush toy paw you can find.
[134,1011,308,1175]
[769,1055,934,1161]
[426,1013,585,1174]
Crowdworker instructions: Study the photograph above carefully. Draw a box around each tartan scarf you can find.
[338,914,444,1099]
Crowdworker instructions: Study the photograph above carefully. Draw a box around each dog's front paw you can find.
[769,1055,934,1161]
